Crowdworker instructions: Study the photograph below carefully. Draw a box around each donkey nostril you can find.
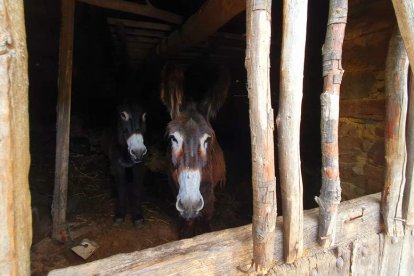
[176,199,184,212]
[196,197,204,212]
[142,147,147,156]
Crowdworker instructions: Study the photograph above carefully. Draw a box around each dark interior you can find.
[27,1,328,273]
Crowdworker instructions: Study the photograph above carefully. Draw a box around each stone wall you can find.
[339,0,395,199]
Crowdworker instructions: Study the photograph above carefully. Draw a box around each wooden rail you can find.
[49,193,382,275]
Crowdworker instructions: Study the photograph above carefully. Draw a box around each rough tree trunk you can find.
[382,28,409,237]
[277,0,308,262]
[52,0,75,242]
[0,0,31,274]
[404,71,414,226]
[391,0,414,68]
[315,0,347,248]
[245,0,276,273]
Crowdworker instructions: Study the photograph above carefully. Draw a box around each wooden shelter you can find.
[1,0,414,275]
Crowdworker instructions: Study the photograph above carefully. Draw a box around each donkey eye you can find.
[120,111,130,121]
[169,135,178,144]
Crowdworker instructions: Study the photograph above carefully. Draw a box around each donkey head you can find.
[117,103,147,164]
[161,63,230,220]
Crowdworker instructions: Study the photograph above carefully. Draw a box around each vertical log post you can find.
[277,0,308,262]
[382,28,409,237]
[245,0,277,273]
[52,0,75,242]
[315,0,348,248]
[391,0,414,68]
[0,0,31,274]
[404,71,414,225]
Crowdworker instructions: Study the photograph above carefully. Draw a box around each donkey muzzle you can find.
[127,133,147,162]
[176,169,204,220]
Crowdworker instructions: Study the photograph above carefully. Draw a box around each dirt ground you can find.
[29,124,250,275]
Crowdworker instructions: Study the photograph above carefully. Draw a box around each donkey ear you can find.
[161,63,185,119]
[199,65,231,119]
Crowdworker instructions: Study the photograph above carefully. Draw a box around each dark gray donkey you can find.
[102,102,147,226]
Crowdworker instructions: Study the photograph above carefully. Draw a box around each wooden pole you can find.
[245,0,276,273]
[403,71,414,225]
[156,0,245,56]
[76,0,183,25]
[315,0,348,248]
[391,0,414,69]
[52,0,75,242]
[382,28,409,237]
[277,0,308,262]
[0,0,31,274]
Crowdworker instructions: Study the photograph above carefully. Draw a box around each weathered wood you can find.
[315,0,348,249]
[0,0,31,275]
[49,193,382,275]
[391,0,414,68]
[350,235,380,275]
[270,244,351,275]
[382,28,409,237]
[76,0,183,25]
[111,28,166,38]
[156,0,245,56]
[404,71,414,225]
[399,226,414,276]
[245,0,276,273]
[107,18,172,31]
[379,233,404,275]
[52,0,75,242]
[277,0,308,262]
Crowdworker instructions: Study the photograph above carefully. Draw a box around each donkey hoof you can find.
[113,217,125,226]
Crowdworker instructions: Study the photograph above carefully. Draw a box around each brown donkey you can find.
[161,64,230,238]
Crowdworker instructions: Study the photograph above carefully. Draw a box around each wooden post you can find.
[391,0,414,68]
[404,71,414,225]
[245,0,276,273]
[315,0,348,248]
[277,0,308,262]
[52,0,75,242]
[0,0,31,274]
[382,28,409,237]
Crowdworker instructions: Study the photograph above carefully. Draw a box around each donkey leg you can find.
[114,166,128,224]
[130,164,145,226]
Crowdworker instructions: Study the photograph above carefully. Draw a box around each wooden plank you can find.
[350,235,380,275]
[156,0,245,56]
[379,234,404,275]
[382,28,409,237]
[49,193,383,276]
[399,226,414,275]
[276,0,308,262]
[315,0,348,249]
[404,71,414,225]
[0,0,31,275]
[112,35,160,44]
[107,17,172,31]
[52,0,75,242]
[391,0,414,69]
[76,0,183,24]
[245,0,276,273]
[270,244,351,275]
[111,27,166,38]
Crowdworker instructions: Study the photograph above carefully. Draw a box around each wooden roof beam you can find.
[107,18,172,31]
[76,0,183,24]
[155,0,246,56]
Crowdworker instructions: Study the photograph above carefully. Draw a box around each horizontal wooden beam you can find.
[111,35,161,45]
[110,28,166,38]
[49,193,382,275]
[340,98,385,121]
[76,0,183,24]
[107,18,172,31]
[156,0,246,56]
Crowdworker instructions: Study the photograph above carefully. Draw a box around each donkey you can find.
[160,63,230,238]
[102,102,147,226]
